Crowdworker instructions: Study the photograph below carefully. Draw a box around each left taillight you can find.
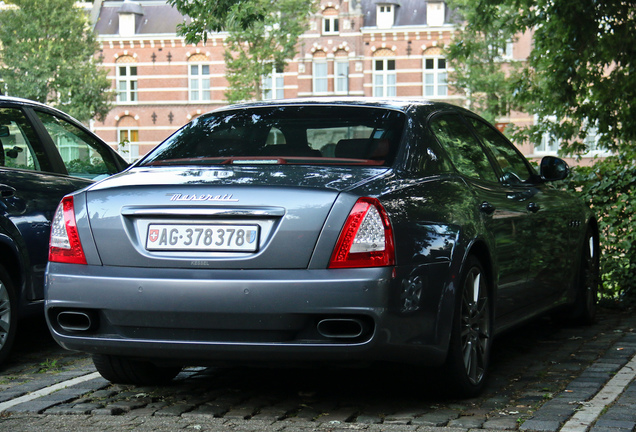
[328,197,395,269]
[49,195,87,265]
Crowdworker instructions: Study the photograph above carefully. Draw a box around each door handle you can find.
[0,184,15,198]
[479,201,495,215]
[527,202,540,213]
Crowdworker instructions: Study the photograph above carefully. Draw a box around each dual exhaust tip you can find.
[55,311,372,341]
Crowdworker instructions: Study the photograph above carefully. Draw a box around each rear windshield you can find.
[139,105,406,167]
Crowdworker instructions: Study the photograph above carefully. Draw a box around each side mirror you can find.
[0,126,9,138]
[540,156,569,181]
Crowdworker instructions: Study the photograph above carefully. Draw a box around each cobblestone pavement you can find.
[0,307,635,431]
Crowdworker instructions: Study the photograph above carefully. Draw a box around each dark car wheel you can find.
[571,228,600,325]
[92,354,182,385]
[0,264,18,365]
[443,256,492,398]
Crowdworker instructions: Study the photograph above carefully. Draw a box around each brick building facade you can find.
[92,0,544,162]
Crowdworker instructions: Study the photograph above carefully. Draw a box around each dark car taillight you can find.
[49,196,87,265]
[328,197,395,269]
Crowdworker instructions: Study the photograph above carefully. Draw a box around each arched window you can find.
[313,51,328,94]
[116,56,138,103]
[423,47,447,97]
[322,7,339,35]
[335,50,349,95]
[373,49,396,97]
[188,53,211,102]
[117,115,139,163]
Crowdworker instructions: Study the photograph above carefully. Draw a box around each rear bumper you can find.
[45,263,450,367]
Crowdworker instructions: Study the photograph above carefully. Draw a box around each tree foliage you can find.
[565,151,636,301]
[169,0,316,103]
[445,0,522,124]
[0,0,113,122]
[468,0,636,155]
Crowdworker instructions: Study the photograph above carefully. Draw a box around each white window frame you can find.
[313,61,328,94]
[118,128,140,163]
[189,63,211,102]
[116,65,138,103]
[335,60,349,95]
[373,58,396,97]
[423,56,448,97]
[323,16,339,35]
[262,68,285,100]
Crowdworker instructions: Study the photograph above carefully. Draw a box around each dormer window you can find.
[322,7,339,35]
[377,4,395,29]
[427,1,446,27]
[118,0,144,37]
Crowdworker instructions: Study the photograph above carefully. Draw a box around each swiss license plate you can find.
[146,224,259,252]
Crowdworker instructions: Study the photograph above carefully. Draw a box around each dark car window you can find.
[34,110,120,179]
[429,114,498,182]
[0,107,50,172]
[469,118,534,184]
[140,106,406,167]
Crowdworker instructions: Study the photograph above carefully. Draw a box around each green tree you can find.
[490,0,634,155]
[169,0,316,102]
[0,0,113,122]
[445,0,522,124]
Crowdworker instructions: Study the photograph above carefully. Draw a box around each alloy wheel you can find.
[460,267,491,386]
[0,281,11,350]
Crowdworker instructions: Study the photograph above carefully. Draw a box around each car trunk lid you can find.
[85,165,388,269]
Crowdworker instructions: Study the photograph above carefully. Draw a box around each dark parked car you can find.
[45,99,598,397]
[0,96,128,365]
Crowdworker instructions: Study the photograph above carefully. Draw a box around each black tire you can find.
[0,264,18,366]
[92,354,181,385]
[571,228,599,325]
[443,256,492,398]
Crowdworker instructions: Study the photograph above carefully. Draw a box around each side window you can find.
[0,108,46,171]
[469,118,534,184]
[429,114,498,182]
[34,110,119,179]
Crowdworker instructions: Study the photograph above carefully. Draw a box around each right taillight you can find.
[49,195,87,265]
[328,197,395,269]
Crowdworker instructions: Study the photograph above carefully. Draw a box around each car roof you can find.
[208,98,459,115]
[0,95,52,109]
[0,95,89,126]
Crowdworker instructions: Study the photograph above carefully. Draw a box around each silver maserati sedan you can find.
[45,99,599,397]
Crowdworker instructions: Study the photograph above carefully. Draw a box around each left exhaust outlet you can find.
[56,311,94,332]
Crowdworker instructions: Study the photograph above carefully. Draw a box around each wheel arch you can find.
[0,234,24,293]
[464,239,495,296]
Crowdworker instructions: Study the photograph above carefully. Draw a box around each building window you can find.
[118,119,139,163]
[313,60,328,94]
[377,5,394,29]
[189,63,211,102]
[424,57,447,97]
[536,133,560,154]
[263,68,284,100]
[426,1,446,27]
[322,7,339,35]
[373,58,396,97]
[335,60,349,95]
[116,63,138,103]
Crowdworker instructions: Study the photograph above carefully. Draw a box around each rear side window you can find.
[429,114,498,182]
[140,106,406,167]
[0,107,50,171]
